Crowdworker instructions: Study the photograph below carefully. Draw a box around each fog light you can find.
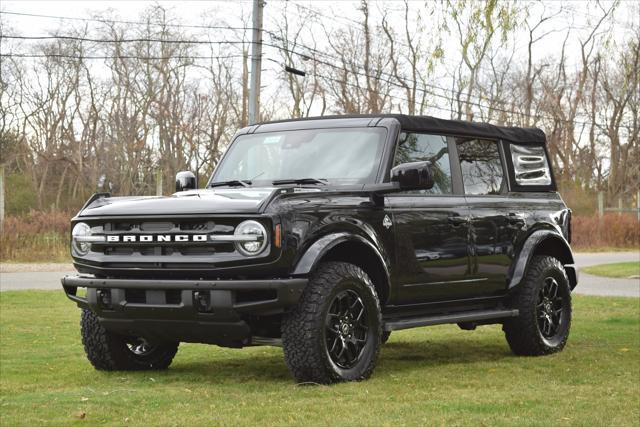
[97,289,112,308]
[194,291,211,312]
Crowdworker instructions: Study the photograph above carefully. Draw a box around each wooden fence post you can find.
[156,170,163,196]
[618,197,623,216]
[597,191,604,218]
[0,165,5,232]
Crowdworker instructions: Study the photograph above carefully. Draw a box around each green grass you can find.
[583,261,640,278]
[1,292,639,426]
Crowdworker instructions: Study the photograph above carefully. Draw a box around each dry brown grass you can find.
[572,214,640,250]
[0,211,71,262]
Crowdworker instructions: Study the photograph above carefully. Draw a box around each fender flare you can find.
[291,233,391,298]
[508,229,577,290]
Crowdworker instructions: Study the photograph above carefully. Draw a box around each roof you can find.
[257,114,546,145]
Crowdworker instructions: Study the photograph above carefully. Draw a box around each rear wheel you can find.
[281,262,382,384]
[80,309,179,371]
[504,256,572,356]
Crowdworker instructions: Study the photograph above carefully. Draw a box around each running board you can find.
[383,309,519,332]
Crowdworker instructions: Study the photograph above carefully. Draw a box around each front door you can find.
[386,133,472,304]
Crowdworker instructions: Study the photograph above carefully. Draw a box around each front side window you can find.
[457,138,504,195]
[213,128,387,185]
[393,133,452,194]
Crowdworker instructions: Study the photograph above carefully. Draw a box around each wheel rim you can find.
[325,289,369,369]
[536,277,564,339]
[126,338,154,356]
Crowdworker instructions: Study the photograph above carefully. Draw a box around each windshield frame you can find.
[208,120,400,188]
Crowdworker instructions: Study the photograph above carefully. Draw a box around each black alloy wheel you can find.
[126,338,156,356]
[325,289,370,369]
[536,277,565,339]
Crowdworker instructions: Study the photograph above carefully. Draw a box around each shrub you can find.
[0,210,71,262]
[572,214,640,250]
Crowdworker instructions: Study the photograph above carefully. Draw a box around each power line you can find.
[1,32,590,119]
[0,53,246,61]
[0,10,256,32]
[1,12,615,128]
[0,34,247,45]
[2,38,600,128]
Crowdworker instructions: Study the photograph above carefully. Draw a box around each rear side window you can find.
[393,133,452,194]
[456,139,505,195]
[510,144,552,186]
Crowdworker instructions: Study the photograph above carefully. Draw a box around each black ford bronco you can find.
[62,114,577,384]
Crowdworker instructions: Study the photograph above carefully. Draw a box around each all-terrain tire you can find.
[80,309,179,371]
[281,261,382,384]
[503,256,572,356]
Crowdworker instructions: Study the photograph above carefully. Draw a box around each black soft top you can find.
[259,114,546,145]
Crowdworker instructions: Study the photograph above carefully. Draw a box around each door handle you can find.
[448,216,467,226]
[508,213,526,225]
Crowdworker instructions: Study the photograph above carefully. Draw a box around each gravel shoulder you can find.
[1,263,74,273]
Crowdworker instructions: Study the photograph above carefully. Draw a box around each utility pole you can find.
[248,0,264,125]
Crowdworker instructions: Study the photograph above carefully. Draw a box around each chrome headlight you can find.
[71,222,105,255]
[234,220,267,256]
[72,222,92,255]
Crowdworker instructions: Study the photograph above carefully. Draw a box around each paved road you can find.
[572,252,639,297]
[1,252,638,296]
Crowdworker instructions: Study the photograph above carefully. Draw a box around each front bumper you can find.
[61,275,307,346]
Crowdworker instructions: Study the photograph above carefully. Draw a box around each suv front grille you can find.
[91,219,239,257]
[76,218,272,270]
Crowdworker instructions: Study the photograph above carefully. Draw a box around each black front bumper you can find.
[61,275,307,346]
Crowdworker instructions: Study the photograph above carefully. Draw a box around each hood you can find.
[79,188,280,217]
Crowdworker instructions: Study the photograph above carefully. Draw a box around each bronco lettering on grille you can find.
[105,235,208,242]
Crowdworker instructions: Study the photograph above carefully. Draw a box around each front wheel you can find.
[503,256,572,356]
[81,309,179,371]
[281,262,382,384]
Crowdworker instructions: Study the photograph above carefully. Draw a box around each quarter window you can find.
[393,133,452,194]
[457,139,504,195]
[510,144,552,186]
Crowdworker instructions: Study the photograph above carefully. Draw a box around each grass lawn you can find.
[583,261,640,278]
[1,292,638,426]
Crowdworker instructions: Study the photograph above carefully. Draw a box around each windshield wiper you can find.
[272,178,328,186]
[209,180,251,188]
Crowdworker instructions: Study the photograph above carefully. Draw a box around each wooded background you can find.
[0,0,638,216]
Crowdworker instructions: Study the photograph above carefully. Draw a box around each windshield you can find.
[212,127,387,186]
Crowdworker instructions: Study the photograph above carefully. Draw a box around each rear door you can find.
[387,133,472,304]
[455,138,519,295]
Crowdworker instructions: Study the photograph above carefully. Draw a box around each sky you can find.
[1,0,637,120]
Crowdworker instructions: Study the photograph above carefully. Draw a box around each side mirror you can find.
[390,161,434,191]
[175,171,197,192]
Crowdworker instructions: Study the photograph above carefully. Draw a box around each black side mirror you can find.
[175,171,197,192]
[390,161,434,191]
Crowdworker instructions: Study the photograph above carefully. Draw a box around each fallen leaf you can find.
[81,397,89,402]
[619,348,630,352]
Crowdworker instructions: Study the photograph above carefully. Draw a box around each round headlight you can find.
[72,222,91,255]
[234,220,267,256]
